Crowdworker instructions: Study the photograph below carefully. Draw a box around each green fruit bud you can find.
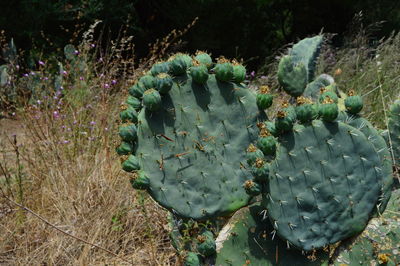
[139,75,156,90]
[120,106,138,123]
[156,73,173,94]
[246,144,264,165]
[296,96,319,123]
[256,86,273,109]
[116,141,134,155]
[119,124,137,142]
[184,252,200,266]
[169,54,191,75]
[232,62,246,83]
[143,89,162,111]
[190,64,209,84]
[265,121,278,137]
[126,96,141,110]
[257,136,276,155]
[130,170,150,190]
[345,91,363,114]
[197,231,216,256]
[319,90,338,104]
[214,58,233,82]
[194,51,213,68]
[150,62,170,76]
[319,98,338,122]
[275,105,296,133]
[243,180,261,196]
[128,82,146,98]
[122,155,140,172]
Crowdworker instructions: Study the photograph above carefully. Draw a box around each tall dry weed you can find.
[0,19,196,265]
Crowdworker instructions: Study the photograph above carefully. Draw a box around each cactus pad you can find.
[338,112,393,214]
[333,189,400,266]
[263,120,384,250]
[120,54,264,220]
[215,204,330,265]
[388,99,400,167]
[290,35,323,82]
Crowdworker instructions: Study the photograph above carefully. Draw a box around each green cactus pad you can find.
[190,64,209,84]
[215,204,330,265]
[303,74,334,99]
[143,89,162,111]
[133,72,264,219]
[387,99,400,167]
[278,36,323,97]
[338,112,393,214]
[333,189,400,266]
[277,56,308,97]
[264,120,384,251]
[290,35,323,82]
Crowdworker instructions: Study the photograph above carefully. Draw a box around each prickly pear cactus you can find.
[261,117,384,251]
[278,36,323,97]
[118,53,265,219]
[333,189,400,266]
[338,111,393,214]
[215,204,330,266]
[251,36,394,251]
[302,74,334,99]
[387,99,400,168]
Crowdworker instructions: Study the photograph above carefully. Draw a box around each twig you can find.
[1,192,133,265]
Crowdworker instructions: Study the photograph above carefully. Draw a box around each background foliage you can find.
[1,0,400,69]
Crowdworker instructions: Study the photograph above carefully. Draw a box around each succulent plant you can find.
[116,36,398,265]
[118,53,261,220]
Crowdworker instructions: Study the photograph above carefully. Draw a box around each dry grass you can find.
[0,20,198,265]
[0,77,178,266]
[317,16,400,128]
